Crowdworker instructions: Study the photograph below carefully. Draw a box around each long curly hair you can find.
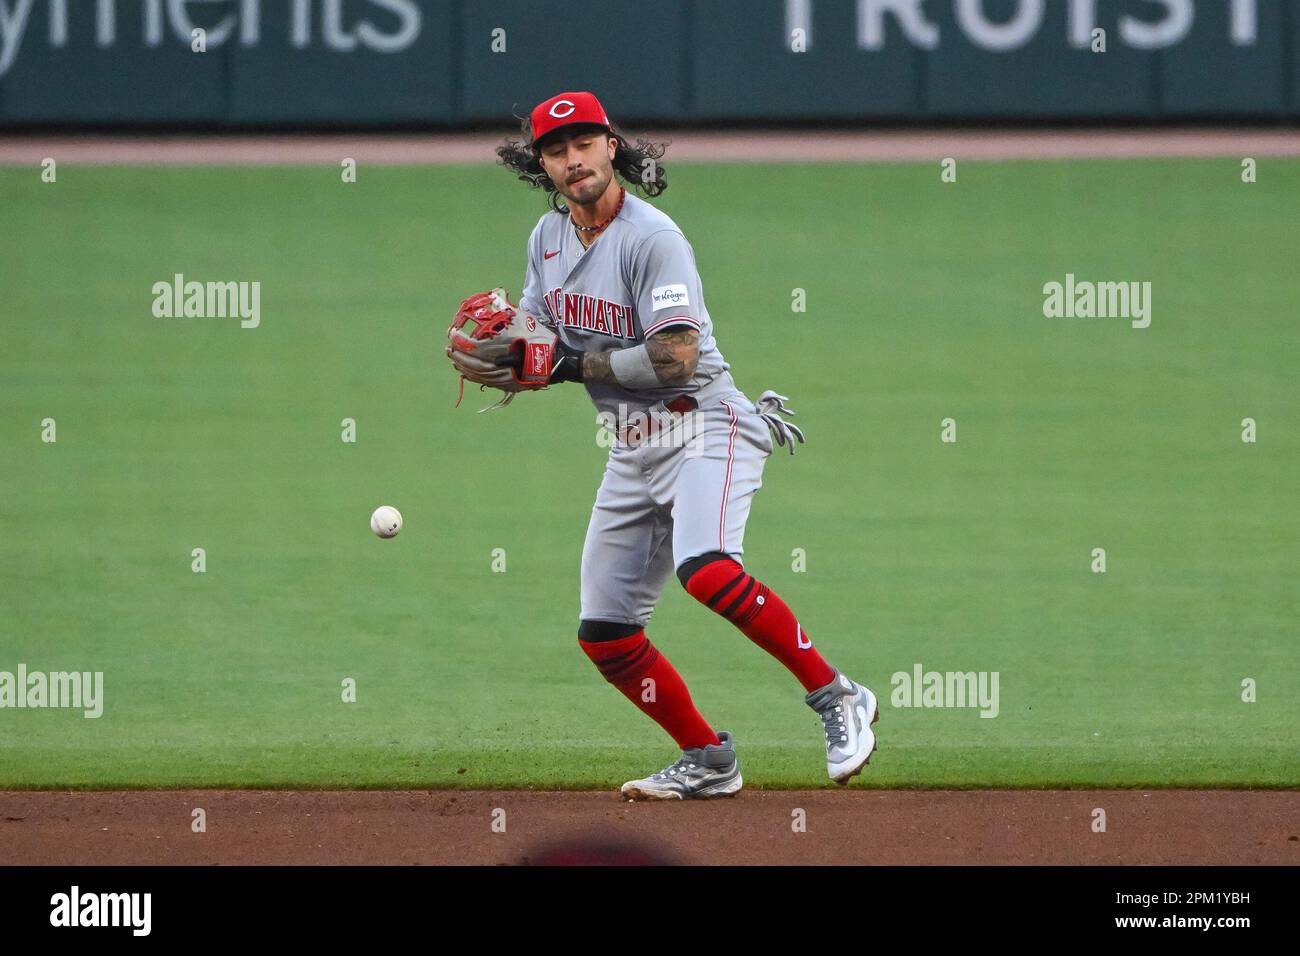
[496,120,668,213]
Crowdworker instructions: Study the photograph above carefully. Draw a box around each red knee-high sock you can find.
[579,630,721,750]
[683,558,837,692]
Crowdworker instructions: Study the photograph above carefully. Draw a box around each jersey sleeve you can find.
[631,228,703,339]
[519,221,554,329]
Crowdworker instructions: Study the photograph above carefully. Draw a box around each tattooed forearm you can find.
[644,328,699,386]
[582,348,615,384]
[583,328,699,388]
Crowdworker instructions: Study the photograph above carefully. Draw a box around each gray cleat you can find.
[806,671,879,784]
[620,731,743,801]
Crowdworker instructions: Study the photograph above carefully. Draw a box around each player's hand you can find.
[548,340,585,384]
[487,338,583,385]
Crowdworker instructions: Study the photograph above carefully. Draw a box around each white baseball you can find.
[370,505,403,539]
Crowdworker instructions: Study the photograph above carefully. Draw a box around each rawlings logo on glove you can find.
[446,288,557,411]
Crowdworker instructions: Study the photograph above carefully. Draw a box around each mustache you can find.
[566,170,594,185]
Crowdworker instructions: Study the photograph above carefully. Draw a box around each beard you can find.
[559,167,612,206]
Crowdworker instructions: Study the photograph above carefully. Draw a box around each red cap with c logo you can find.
[530,91,612,147]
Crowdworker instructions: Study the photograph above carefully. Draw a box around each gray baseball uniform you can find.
[519,192,776,627]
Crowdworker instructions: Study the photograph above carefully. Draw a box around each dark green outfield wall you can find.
[0,0,1294,126]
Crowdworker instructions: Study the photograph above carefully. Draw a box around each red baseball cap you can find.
[530,91,612,147]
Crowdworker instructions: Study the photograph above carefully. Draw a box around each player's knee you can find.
[577,619,644,644]
[578,620,657,686]
[676,551,738,591]
[677,553,765,623]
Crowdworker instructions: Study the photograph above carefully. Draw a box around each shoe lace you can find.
[651,754,700,781]
[816,701,849,749]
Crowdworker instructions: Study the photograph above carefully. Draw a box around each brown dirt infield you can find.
[2,790,1296,865]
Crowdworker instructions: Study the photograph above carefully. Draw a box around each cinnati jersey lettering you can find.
[544,289,636,339]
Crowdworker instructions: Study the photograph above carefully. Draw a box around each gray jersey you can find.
[515,190,779,625]
[519,193,734,418]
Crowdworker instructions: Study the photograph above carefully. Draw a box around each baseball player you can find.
[448,91,878,800]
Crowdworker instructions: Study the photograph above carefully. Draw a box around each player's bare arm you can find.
[581,328,699,387]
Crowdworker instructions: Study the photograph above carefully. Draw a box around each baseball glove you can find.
[446,288,557,412]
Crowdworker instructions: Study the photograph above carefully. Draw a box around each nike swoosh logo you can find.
[544,249,561,260]
[796,622,812,649]
[849,705,868,750]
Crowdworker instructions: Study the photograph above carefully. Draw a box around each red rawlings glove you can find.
[446,288,557,410]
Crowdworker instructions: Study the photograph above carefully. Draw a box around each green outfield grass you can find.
[1,159,1297,789]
